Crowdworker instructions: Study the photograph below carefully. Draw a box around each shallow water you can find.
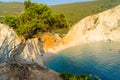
[45,41,120,80]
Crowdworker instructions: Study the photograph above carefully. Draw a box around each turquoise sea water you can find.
[45,41,120,80]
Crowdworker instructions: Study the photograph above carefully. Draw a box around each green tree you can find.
[24,0,32,9]
[4,15,18,28]
[4,0,69,39]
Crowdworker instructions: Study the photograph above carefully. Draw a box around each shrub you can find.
[60,72,101,80]
[4,0,69,39]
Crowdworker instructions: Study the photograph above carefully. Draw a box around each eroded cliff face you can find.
[0,4,120,80]
[0,24,43,66]
[40,33,62,52]
[0,24,62,80]
[63,5,120,45]
[43,5,120,53]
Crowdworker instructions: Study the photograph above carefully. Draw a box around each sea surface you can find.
[45,41,120,80]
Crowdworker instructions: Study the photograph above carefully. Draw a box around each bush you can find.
[60,72,101,80]
[4,0,69,39]
[4,15,18,28]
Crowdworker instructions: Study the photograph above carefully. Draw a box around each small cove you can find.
[45,41,120,80]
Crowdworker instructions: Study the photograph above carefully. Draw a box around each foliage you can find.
[94,0,120,12]
[60,72,101,80]
[4,0,69,39]
[94,17,99,24]
[4,15,18,28]
[0,2,24,16]
[52,0,120,26]
[1,0,120,33]
[0,16,4,23]
[118,20,120,27]
[1,0,120,26]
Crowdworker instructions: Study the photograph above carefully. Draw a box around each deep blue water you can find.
[45,41,120,80]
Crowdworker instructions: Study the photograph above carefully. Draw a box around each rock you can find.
[0,24,62,80]
[0,63,62,80]
[43,5,120,53]
[0,24,43,66]
[63,5,120,46]
[20,38,43,66]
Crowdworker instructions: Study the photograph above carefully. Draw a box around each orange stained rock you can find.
[41,34,56,51]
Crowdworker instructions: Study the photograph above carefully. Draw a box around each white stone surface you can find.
[0,25,43,66]
[46,5,120,53]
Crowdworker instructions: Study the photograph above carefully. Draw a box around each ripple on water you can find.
[45,41,120,80]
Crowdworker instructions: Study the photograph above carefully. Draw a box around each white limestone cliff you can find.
[0,24,62,80]
[0,4,120,80]
[0,24,43,66]
[45,5,120,53]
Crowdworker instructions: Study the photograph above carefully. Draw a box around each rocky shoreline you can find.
[0,4,120,80]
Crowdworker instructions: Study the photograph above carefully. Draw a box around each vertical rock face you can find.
[20,38,43,66]
[0,24,43,66]
[43,5,120,53]
[0,24,20,47]
[0,24,62,80]
[40,34,62,53]
[63,5,120,46]
[0,24,21,63]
